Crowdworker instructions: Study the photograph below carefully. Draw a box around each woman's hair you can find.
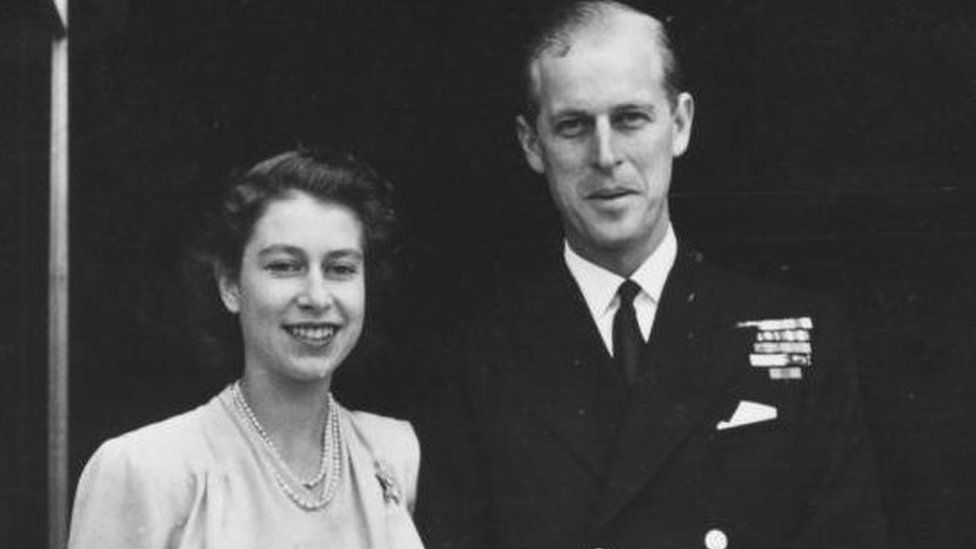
[184,147,397,382]
[208,147,396,280]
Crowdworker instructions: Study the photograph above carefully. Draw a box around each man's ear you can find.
[671,92,695,157]
[216,266,241,313]
[516,115,545,174]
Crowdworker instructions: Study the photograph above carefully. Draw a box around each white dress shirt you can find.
[563,224,678,357]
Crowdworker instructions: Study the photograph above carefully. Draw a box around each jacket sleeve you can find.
[67,437,197,549]
[413,362,495,549]
[793,302,888,548]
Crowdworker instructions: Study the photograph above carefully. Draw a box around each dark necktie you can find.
[613,279,643,384]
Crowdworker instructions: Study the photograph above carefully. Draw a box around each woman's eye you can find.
[325,262,361,279]
[265,261,303,275]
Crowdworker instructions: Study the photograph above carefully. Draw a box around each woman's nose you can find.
[297,274,332,309]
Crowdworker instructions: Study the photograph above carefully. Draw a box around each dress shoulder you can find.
[109,404,211,464]
[347,409,421,510]
[68,403,214,549]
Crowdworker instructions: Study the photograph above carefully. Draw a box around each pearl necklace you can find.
[231,381,330,488]
[231,381,343,511]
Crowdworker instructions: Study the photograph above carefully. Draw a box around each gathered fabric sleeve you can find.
[68,435,205,549]
[389,420,421,513]
[348,411,421,513]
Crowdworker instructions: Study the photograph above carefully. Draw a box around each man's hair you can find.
[518,0,685,123]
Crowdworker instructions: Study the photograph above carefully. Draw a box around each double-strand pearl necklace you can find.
[231,381,343,511]
[233,382,330,488]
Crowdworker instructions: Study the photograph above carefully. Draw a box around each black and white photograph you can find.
[3,0,975,547]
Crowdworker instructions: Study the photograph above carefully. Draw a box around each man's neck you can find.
[568,223,671,278]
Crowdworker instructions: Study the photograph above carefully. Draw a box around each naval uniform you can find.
[415,231,887,549]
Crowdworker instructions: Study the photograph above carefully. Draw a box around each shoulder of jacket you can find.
[348,410,419,464]
[347,410,420,509]
[698,256,837,311]
[92,404,211,480]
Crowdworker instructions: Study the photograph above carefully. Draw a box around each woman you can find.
[68,149,424,548]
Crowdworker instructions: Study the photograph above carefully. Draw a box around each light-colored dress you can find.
[68,386,424,549]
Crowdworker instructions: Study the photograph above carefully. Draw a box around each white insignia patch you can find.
[768,367,803,380]
[736,317,813,331]
[737,317,813,380]
[753,342,811,354]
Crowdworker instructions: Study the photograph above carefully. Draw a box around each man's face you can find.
[517,14,693,274]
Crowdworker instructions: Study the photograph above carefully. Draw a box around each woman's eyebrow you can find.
[325,249,364,261]
[256,244,304,257]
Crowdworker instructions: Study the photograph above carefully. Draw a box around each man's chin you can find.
[587,227,647,251]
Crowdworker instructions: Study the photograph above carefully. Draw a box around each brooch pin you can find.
[374,460,401,505]
[736,317,813,380]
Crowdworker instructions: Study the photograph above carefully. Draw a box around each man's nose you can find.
[297,272,333,310]
[591,118,622,170]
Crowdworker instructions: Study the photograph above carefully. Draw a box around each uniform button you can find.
[704,528,728,549]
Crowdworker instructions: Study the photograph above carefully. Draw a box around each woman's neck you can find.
[238,371,331,478]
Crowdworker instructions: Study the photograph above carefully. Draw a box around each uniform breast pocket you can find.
[706,396,798,463]
[711,417,783,449]
[705,403,797,481]
[713,397,779,433]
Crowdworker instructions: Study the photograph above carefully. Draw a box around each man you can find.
[416,2,887,548]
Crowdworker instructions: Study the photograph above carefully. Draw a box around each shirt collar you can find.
[564,224,678,319]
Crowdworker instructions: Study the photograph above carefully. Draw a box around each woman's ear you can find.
[215,266,241,313]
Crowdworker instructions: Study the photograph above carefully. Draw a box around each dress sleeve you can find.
[67,437,199,549]
[349,411,422,514]
[400,421,421,513]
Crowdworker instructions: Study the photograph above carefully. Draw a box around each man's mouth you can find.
[283,323,338,346]
[588,188,634,201]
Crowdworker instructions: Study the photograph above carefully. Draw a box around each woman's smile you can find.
[283,322,339,347]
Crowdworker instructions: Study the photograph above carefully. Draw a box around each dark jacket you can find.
[416,246,887,549]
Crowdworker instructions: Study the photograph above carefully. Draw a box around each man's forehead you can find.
[528,19,668,113]
[536,7,663,61]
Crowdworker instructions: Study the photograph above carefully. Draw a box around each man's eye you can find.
[614,111,651,130]
[554,118,589,137]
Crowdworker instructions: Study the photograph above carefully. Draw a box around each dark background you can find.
[3,0,975,547]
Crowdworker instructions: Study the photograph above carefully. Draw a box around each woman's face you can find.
[219,191,366,386]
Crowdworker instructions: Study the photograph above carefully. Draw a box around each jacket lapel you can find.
[592,249,750,531]
[493,259,631,478]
